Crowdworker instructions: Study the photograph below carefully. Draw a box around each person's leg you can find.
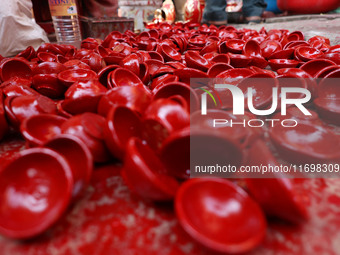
[242,0,267,22]
[202,0,227,25]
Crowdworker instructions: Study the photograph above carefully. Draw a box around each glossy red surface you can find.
[44,135,93,200]
[122,137,179,201]
[1,22,340,255]
[0,148,73,239]
[176,178,266,253]
[104,106,142,160]
[20,114,66,147]
[269,123,340,164]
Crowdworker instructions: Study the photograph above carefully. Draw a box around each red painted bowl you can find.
[44,135,93,199]
[0,148,73,239]
[295,46,323,62]
[207,63,233,78]
[269,122,340,163]
[237,73,278,110]
[150,74,179,90]
[243,40,261,57]
[119,53,140,76]
[0,58,32,82]
[314,65,340,79]
[161,44,182,62]
[108,67,146,90]
[185,51,212,72]
[5,95,57,128]
[228,54,252,68]
[97,86,151,117]
[246,177,309,223]
[225,39,246,54]
[61,113,111,163]
[175,178,266,253]
[104,106,142,160]
[318,71,340,98]
[63,80,107,115]
[300,59,336,77]
[32,62,67,75]
[122,137,179,201]
[37,52,56,62]
[32,73,66,99]
[20,114,67,147]
[57,68,98,87]
[142,98,190,150]
[173,68,209,85]
[268,48,294,59]
[260,40,282,59]
[314,98,340,126]
[268,59,299,71]
[152,81,199,112]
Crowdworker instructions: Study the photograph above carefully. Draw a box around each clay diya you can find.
[300,59,336,77]
[295,46,323,62]
[246,176,309,223]
[81,53,106,73]
[317,71,340,98]
[314,65,340,79]
[57,68,97,87]
[97,64,120,87]
[32,73,66,99]
[237,73,278,110]
[148,51,164,62]
[0,148,73,239]
[104,106,142,160]
[319,52,340,65]
[269,122,340,163]
[175,178,266,253]
[0,58,32,81]
[121,137,179,201]
[225,39,246,54]
[5,95,57,128]
[61,113,111,163]
[173,68,209,85]
[37,52,57,62]
[32,62,67,75]
[107,68,148,94]
[210,54,231,65]
[63,80,107,115]
[97,86,151,117]
[20,114,67,147]
[44,135,93,199]
[185,51,212,72]
[243,40,262,57]
[228,54,252,68]
[145,59,166,77]
[207,63,233,78]
[150,74,179,90]
[119,53,140,76]
[160,127,244,179]
[260,40,282,59]
[268,59,299,71]
[152,81,199,112]
[314,98,340,126]
[63,59,91,70]
[142,98,190,150]
[160,44,182,62]
[268,48,294,59]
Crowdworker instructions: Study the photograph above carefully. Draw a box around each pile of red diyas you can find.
[0,22,339,253]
